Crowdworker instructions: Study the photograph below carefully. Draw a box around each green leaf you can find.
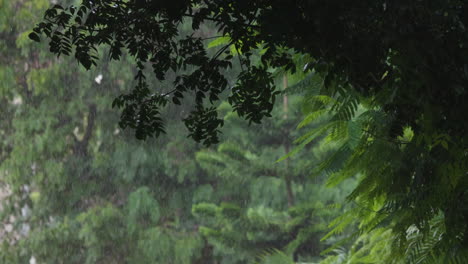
[207,36,231,49]
[28,32,41,42]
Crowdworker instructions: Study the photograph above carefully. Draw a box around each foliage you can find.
[285,65,468,261]
[189,94,356,263]
[31,2,468,250]
[1,1,206,262]
[30,0,468,148]
[0,1,355,263]
[322,213,468,264]
[3,0,468,262]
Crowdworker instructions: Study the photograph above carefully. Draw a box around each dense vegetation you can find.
[0,0,467,263]
[2,1,354,263]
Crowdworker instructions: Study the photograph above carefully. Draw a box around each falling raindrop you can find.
[95,74,103,84]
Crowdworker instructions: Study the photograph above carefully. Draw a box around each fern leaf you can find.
[297,109,328,129]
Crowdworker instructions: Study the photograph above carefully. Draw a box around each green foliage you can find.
[3,0,468,262]
[256,249,295,264]
[29,0,468,157]
[322,213,468,264]
[127,187,161,235]
[1,3,354,263]
[284,61,468,262]
[0,2,207,263]
[77,205,127,264]
[189,96,356,263]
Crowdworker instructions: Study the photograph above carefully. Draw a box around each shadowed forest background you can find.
[1,0,467,263]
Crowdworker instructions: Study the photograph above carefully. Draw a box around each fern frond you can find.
[321,210,357,242]
[283,72,322,95]
[277,121,341,162]
[313,144,352,180]
[255,248,294,264]
[297,109,329,129]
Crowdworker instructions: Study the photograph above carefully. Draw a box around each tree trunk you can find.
[283,74,294,207]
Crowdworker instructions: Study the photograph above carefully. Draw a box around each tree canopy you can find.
[28,0,468,261]
[31,1,468,141]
